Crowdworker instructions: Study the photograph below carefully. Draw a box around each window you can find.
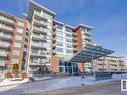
[56,24,63,30]
[56,41,63,47]
[66,33,72,37]
[56,36,63,41]
[16,28,23,33]
[65,27,73,32]
[56,30,63,35]
[66,38,72,43]
[15,35,22,40]
[56,47,63,52]
[17,21,24,26]
[66,49,73,53]
[12,58,18,64]
[66,44,72,48]
[14,42,21,48]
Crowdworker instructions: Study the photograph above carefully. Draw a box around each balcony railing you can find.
[33,26,48,34]
[0,42,10,47]
[31,42,47,49]
[0,51,8,56]
[31,51,46,57]
[34,11,48,21]
[0,33,12,39]
[0,61,7,66]
[32,34,46,41]
[0,25,13,31]
[34,19,48,28]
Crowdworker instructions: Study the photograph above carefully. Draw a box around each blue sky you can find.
[0,0,127,61]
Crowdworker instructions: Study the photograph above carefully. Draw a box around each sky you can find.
[0,0,127,62]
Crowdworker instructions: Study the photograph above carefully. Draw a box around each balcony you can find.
[0,25,13,32]
[33,19,48,28]
[34,11,48,21]
[73,43,78,47]
[0,61,7,66]
[31,51,46,58]
[52,44,56,49]
[0,42,10,48]
[73,48,78,52]
[85,36,92,41]
[0,32,12,40]
[32,34,46,41]
[0,16,14,25]
[73,37,77,42]
[31,42,47,49]
[33,26,47,34]
[72,32,77,37]
[52,50,56,55]
[29,59,47,66]
[0,51,8,57]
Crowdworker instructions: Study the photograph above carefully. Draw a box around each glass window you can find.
[56,41,63,47]
[56,30,63,35]
[16,28,23,33]
[66,38,72,43]
[56,36,63,41]
[14,42,21,48]
[65,27,73,32]
[56,47,63,52]
[66,49,73,53]
[66,44,72,48]
[66,33,72,37]
[15,35,22,40]
[56,24,63,30]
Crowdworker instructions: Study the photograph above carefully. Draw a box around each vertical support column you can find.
[103,54,106,72]
[91,52,93,74]
[71,62,74,75]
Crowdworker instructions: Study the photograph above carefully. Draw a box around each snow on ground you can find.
[0,74,127,95]
[45,74,127,90]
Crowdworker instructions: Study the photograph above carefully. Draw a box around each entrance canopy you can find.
[70,44,114,63]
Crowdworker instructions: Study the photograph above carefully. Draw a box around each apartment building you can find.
[0,0,126,76]
[93,56,126,72]
[0,11,26,74]
[27,1,56,74]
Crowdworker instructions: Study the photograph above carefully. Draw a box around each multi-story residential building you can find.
[27,1,56,74]
[0,0,126,77]
[0,11,26,74]
[93,56,126,72]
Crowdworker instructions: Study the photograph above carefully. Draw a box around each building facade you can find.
[0,11,26,74]
[93,56,126,72]
[0,0,126,75]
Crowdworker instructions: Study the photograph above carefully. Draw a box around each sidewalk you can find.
[0,76,52,87]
